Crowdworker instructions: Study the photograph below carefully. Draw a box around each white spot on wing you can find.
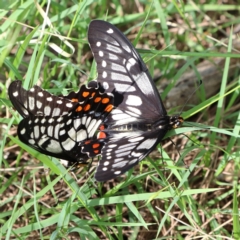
[76,129,87,141]
[103,161,109,166]
[137,139,156,150]
[59,129,66,135]
[131,152,142,157]
[128,136,144,142]
[29,139,35,144]
[67,119,72,125]
[110,62,126,72]
[20,128,26,135]
[44,106,51,115]
[13,91,18,97]
[96,41,101,47]
[34,125,40,139]
[109,53,118,60]
[107,28,114,34]
[45,140,62,153]
[105,44,122,53]
[73,118,81,129]
[66,102,73,108]
[99,51,104,57]
[113,83,136,92]
[57,116,63,122]
[29,96,35,110]
[87,119,97,136]
[108,144,117,148]
[62,138,75,151]
[126,95,142,106]
[112,161,128,168]
[103,82,109,89]
[125,109,141,118]
[102,71,107,78]
[122,44,131,53]
[36,100,42,109]
[81,116,87,125]
[54,124,60,139]
[102,60,107,67]
[126,58,138,72]
[47,126,53,137]
[111,72,132,82]
[115,151,131,157]
[52,108,61,116]
[85,117,91,127]
[41,126,46,133]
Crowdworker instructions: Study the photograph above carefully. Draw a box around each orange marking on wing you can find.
[83,91,90,97]
[105,104,114,112]
[94,97,101,103]
[85,140,91,144]
[93,143,100,149]
[84,104,91,111]
[71,98,78,102]
[102,98,109,104]
[91,92,96,97]
[76,106,82,112]
[94,149,99,154]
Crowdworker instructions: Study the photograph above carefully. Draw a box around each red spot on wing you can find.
[98,132,106,139]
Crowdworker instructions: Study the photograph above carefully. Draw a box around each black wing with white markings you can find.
[87,20,183,181]
[88,20,167,125]
[11,80,114,163]
[8,80,102,118]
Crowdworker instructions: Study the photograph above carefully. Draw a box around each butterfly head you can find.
[170,116,184,129]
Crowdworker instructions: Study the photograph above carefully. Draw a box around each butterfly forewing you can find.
[88,20,167,125]
[8,80,103,118]
[8,81,79,118]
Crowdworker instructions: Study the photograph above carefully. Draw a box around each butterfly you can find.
[8,80,114,164]
[83,20,183,181]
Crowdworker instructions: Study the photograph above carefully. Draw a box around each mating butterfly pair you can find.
[9,20,183,181]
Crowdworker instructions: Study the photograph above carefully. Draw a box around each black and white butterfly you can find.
[9,80,114,163]
[84,20,183,181]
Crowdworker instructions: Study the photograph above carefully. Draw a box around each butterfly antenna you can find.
[178,79,203,115]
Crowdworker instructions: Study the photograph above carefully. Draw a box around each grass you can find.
[1,0,240,239]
